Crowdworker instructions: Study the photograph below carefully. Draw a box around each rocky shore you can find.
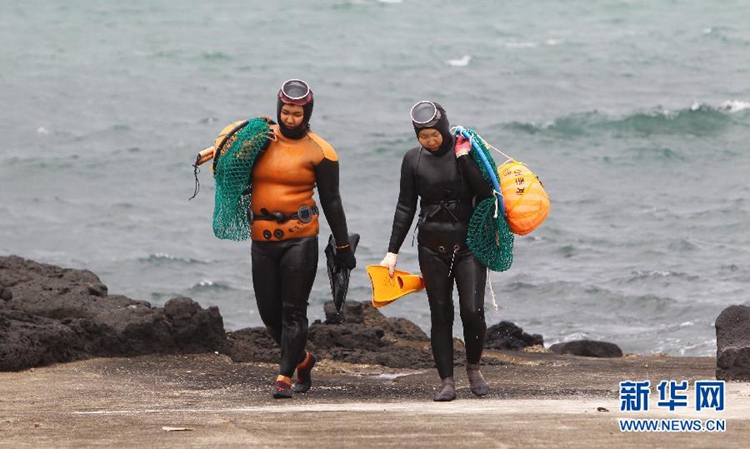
[1,254,554,373]
[4,253,750,378]
[2,255,749,447]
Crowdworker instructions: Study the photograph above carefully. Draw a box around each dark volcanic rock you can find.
[0,310,87,370]
[485,321,544,350]
[225,327,280,364]
[0,255,226,371]
[227,301,435,369]
[1,255,531,373]
[164,297,226,353]
[716,305,750,381]
[549,340,623,358]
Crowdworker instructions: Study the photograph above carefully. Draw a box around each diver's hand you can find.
[335,245,357,270]
[379,252,398,276]
[455,136,471,158]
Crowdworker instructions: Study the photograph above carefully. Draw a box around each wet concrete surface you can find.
[0,351,747,448]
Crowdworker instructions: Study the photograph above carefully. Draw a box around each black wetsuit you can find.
[387,136,493,379]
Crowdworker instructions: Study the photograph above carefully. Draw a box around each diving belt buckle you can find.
[252,205,318,224]
[438,244,462,254]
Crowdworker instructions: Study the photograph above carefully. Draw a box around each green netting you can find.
[212,118,272,240]
[467,197,514,272]
[462,128,515,272]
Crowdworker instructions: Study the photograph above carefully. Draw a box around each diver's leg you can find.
[253,240,298,398]
[455,251,487,364]
[278,236,318,378]
[455,251,489,396]
[419,245,456,401]
[251,241,283,344]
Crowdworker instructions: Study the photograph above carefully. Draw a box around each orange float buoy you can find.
[193,120,249,169]
[498,161,550,235]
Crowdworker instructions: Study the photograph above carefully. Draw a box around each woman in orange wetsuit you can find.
[250,79,356,398]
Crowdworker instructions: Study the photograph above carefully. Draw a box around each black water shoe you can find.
[294,352,317,393]
[272,377,293,399]
[433,377,456,402]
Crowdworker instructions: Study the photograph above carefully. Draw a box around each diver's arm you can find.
[315,158,350,247]
[388,153,418,253]
[459,155,493,200]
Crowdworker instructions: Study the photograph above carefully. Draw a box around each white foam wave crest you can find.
[720,100,750,113]
[505,42,538,49]
[690,100,750,113]
[445,55,471,67]
[148,253,206,264]
[153,252,178,260]
[562,332,590,342]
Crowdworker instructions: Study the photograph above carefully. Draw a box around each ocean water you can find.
[2,0,749,356]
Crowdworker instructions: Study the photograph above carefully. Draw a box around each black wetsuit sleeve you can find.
[387,153,418,253]
[315,158,350,247]
[459,155,493,199]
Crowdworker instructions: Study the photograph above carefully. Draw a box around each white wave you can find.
[377,0,403,3]
[148,253,206,264]
[36,126,50,135]
[678,339,716,356]
[721,100,750,112]
[632,270,680,278]
[545,39,562,46]
[196,279,214,287]
[505,42,538,49]
[561,332,590,342]
[152,252,179,260]
[445,55,471,67]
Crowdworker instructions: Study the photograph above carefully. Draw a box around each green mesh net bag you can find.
[212,118,272,241]
[461,127,515,272]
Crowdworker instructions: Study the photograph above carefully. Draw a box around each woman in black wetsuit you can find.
[380,101,492,401]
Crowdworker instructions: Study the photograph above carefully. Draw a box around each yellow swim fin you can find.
[366,265,426,308]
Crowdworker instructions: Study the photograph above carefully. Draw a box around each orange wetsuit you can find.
[250,124,348,243]
[249,123,351,379]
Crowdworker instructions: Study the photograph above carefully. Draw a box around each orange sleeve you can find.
[307,132,339,162]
